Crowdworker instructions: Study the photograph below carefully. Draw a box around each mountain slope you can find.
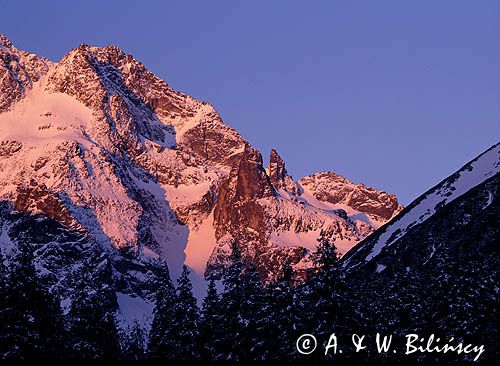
[0,199,162,327]
[342,142,500,269]
[0,35,402,323]
[340,143,500,362]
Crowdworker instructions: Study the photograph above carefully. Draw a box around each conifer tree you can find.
[67,260,121,360]
[219,242,245,360]
[199,279,223,360]
[171,265,200,360]
[307,231,345,343]
[265,260,300,359]
[121,320,146,360]
[313,230,341,275]
[147,262,177,359]
[218,243,269,360]
[240,262,265,360]
[0,243,66,360]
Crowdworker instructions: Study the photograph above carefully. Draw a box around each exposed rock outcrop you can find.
[300,171,403,221]
[267,149,300,195]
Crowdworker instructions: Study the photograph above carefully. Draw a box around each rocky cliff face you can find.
[0,34,51,113]
[267,149,300,195]
[300,171,403,221]
[208,146,307,279]
[0,35,403,324]
[213,145,275,243]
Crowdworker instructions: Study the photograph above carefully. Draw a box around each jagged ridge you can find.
[0,34,403,326]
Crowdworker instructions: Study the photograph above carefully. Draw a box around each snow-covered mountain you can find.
[0,35,402,325]
[342,142,500,271]
[339,143,500,361]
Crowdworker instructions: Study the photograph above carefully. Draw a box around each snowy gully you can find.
[296,333,485,361]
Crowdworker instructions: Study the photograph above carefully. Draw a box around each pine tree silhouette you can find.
[265,259,301,359]
[147,261,177,359]
[0,242,66,360]
[172,265,200,360]
[217,242,270,361]
[121,320,146,360]
[295,231,347,359]
[67,259,121,360]
[199,279,223,360]
[240,262,265,360]
[219,242,245,360]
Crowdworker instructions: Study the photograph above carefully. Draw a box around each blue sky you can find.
[2,0,499,204]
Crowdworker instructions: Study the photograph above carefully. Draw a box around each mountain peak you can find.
[299,171,403,221]
[0,36,50,113]
[267,148,300,195]
[0,34,13,47]
[68,42,129,60]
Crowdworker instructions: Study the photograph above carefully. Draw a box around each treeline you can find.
[1,231,497,362]
[146,236,343,361]
[0,233,349,361]
[0,242,121,359]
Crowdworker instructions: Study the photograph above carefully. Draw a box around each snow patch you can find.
[483,191,493,209]
[116,292,154,331]
[0,73,95,146]
[375,263,386,273]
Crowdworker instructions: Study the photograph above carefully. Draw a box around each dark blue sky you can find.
[2,1,499,204]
